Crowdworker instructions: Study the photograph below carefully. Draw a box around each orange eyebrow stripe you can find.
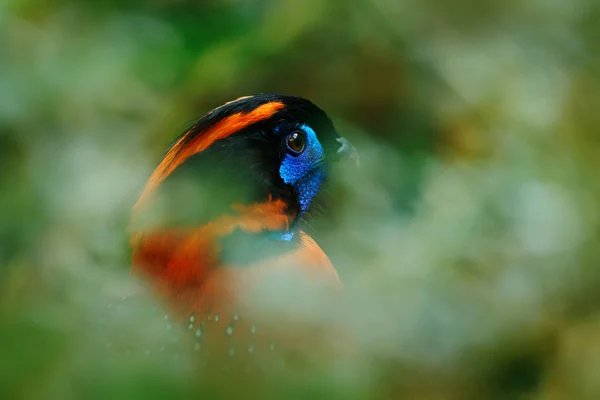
[134,101,285,211]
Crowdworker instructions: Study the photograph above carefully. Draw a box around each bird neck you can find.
[130,198,299,301]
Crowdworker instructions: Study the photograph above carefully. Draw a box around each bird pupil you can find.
[287,132,305,153]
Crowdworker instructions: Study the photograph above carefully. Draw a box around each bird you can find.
[128,94,358,376]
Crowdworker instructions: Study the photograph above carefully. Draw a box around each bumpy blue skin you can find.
[279,124,326,214]
[276,124,327,242]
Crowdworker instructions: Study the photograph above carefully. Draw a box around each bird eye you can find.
[285,131,306,155]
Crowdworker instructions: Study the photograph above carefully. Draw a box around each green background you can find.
[2,0,600,398]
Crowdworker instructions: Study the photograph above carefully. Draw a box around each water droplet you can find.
[248,342,254,353]
[214,313,220,322]
[189,313,195,323]
[188,323,194,330]
[164,314,169,321]
[195,328,203,338]
[226,324,233,336]
[228,347,235,357]
[233,313,239,321]
[250,325,257,335]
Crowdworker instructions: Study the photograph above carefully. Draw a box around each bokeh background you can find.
[2,0,600,398]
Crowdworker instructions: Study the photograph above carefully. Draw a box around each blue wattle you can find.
[293,169,325,216]
[268,230,295,242]
[278,124,325,216]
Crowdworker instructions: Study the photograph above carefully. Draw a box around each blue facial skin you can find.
[275,124,327,241]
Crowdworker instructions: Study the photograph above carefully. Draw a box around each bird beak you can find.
[336,137,360,167]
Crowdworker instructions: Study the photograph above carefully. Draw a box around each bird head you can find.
[131,94,356,245]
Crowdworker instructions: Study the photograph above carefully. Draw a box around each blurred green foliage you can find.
[2,0,600,398]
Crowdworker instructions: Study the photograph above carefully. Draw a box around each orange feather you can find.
[134,101,285,212]
[130,96,352,374]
